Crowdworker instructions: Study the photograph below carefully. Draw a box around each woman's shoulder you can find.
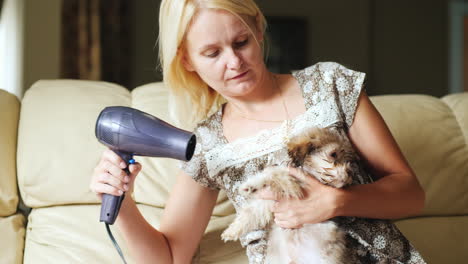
[292,61,365,95]
[191,107,224,147]
[293,61,360,79]
[291,62,366,127]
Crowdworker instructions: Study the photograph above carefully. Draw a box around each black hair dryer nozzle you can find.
[95,106,196,224]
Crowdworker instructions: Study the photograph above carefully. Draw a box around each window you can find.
[0,4,6,91]
[0,0,23,98]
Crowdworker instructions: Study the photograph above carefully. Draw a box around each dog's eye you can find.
[252,188,257,193]
[330,152,337,159]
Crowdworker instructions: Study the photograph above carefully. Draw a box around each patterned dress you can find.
[180,62,426,264]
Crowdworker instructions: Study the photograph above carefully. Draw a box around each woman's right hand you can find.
[89,149,142,200]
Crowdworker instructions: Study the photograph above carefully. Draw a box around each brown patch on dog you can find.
[288,127,343,166]
[287,127,357,188]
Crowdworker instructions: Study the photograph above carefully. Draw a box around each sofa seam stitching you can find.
[441,99,468,152]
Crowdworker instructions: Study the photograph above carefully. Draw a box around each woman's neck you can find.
[225,71,282,115]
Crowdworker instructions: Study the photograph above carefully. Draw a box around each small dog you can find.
[221,127,358,264]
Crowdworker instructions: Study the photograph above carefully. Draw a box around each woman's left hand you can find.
[256,167,341,229]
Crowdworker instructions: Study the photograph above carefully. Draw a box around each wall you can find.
[372,0,448,97]
[19,0,450,96]
[257,0,372,76]
[22,0,62,95]
[256,0,448,96]
[129,0,161,89]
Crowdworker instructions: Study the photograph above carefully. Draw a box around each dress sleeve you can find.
[179,126,220,190]
[332,63,366,129]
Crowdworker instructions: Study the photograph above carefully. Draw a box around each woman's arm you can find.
[333,91,425,219]
[116,170,218,264]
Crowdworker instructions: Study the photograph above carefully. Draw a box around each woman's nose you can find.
[226,50,243,70]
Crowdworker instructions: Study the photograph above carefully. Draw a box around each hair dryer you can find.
[95,106,196,225]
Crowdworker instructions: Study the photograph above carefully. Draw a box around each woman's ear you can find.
[181,51,195,72]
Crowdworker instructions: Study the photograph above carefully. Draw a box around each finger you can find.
[102,160,128,182]
[274,212,303,229]
[271,199,293,214]
[128,162,142,175]
[288,166,320,185]
[288,166,308,180]
[275,219,302,229]
[96,172,127,192]
[103,149,127,169]
[255,188,278,200]
[93,182,125,197]
[126,163,142,185]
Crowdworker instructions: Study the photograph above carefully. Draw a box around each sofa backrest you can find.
[0,89,20,217]
[16,80,468,218]
[17,80,131,208]
[16,80,233,216]
[371,94,468,216]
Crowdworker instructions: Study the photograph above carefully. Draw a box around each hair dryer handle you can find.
[100,151,133,225]
[100,193,125,225]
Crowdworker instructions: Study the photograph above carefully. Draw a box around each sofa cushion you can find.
[371,94,468,216]
[442,93,468,145]
[0,214,26,264]
[24,205,132,263]
[0,90,20,216]
[395,215,468,264]
[17,80,131,207]
[23,204,246,264]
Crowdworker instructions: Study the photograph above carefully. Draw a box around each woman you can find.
[90,0,426,263]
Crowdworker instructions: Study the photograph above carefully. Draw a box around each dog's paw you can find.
[221,226,241,242]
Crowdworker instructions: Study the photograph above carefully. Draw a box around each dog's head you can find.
[287,127,356,188]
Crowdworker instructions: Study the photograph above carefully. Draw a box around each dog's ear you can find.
[288,141,317,167]
[288,145,306,167]
[288,129,323,167]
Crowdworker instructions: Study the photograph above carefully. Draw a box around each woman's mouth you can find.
[230,70,249,80]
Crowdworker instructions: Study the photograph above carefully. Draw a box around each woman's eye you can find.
[205,50,219,58]
[234,38,248,48]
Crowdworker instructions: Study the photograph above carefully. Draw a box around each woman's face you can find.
[183,9,266,99]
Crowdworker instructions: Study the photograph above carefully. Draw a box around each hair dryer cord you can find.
[105,223,128,264]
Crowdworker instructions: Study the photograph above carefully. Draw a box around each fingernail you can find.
[120,162,126,168]
[118,190,123,195]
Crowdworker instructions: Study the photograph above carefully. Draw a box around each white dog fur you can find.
[222,127,358,263]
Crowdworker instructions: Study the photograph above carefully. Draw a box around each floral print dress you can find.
[180,62,426,264]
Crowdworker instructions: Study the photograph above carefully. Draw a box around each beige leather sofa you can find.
[1,80,467,264]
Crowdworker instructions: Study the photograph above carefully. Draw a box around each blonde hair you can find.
[158,0,267,128]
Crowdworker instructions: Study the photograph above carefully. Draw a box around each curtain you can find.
[61,0,132,87]
[0,0,4,19]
